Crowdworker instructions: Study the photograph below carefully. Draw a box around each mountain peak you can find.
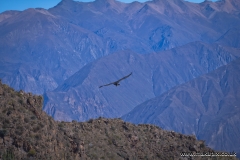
[152,0,184,3]
[95,0,115,2]
[94,0,121,5]
[55,0,75,8]
[214,0,240,12]
[62,0,73,2]
[90,0,126,13]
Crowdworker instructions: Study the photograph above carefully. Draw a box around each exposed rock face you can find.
[122,58,240,157]
[1,81,236,159]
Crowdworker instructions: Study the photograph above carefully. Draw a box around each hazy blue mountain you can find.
[1,0,240,94]
[0,10,20,22]
[122,58,240,156]
[0,8,109,94]
[43,41,240,121]
[216,27,240,48]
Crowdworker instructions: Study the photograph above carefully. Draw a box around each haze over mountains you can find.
[0,0,240,157]
[44,42,239,121]
[122,58,240,155]
[1,0,240,94]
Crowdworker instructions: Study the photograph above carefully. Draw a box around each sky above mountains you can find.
[0,0,218,13]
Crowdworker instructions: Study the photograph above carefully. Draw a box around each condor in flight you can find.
[99,72,132,88]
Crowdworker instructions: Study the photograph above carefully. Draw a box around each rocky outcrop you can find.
[0,81,236,159]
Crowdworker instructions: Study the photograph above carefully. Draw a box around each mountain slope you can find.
[1,0,240,94]
[43,41,240,122]
[2,81,234,160]
[122,58,240,156]
[0,8,107,94]
[0,11,20,22]
[216,27,240,48]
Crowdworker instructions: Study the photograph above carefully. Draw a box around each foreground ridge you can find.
[0,80,236,160]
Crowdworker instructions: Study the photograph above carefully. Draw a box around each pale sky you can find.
[0,0,218,13]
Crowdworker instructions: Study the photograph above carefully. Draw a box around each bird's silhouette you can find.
[99,72,132,88]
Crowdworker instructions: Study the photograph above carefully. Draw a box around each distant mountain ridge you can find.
[43,41,240,122]
[1,0,240,94]
[122,58,240,156]
[0,11,20,22]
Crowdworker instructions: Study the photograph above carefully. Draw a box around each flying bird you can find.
[99,72,132,88]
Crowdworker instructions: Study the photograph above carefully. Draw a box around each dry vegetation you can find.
[0,80,237,160]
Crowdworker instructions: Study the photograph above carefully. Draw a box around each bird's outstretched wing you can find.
[115,72,132,83]
[99,82,115,88]
[99,72,132,88]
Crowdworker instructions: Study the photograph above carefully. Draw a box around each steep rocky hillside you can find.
[0,81,236,160]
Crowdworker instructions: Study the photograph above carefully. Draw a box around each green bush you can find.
[0,129,7,138]
[200,143,205,148]
[88,119,94,123]
[24,117,29,123]
[30,115,36,120]
[15,130,23,136]
[33,125,40,133]
[28,149,36,157]
[18,99,24,105]
[35,134,42,140]
[58,123,64,128]
[2,148,15,160]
